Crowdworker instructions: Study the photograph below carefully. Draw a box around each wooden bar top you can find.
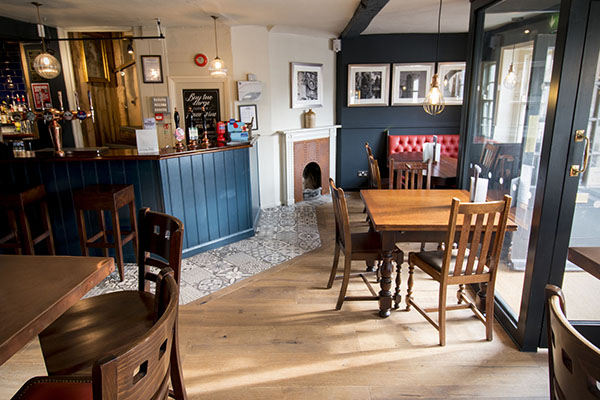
[1,141,253,162]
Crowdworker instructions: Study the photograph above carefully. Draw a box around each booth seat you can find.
[388,134,460,158]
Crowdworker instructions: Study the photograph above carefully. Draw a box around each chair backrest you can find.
[545,285,600,400]
[479,142,499,177]
[329,178,352,253]
[92,269,178,400]
[389,159,432,190]
[367,155,382,189]
[137,208,184,292]
[441,195,511,278]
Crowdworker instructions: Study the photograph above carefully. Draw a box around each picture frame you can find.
[142,55,164,84]
[290,62,323,109]
[81,36,110,83]
[238,104,258,130]
[438,62,466,104]
[347,64,390,107]
[391,63,434,106]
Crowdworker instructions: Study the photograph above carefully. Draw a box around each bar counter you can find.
[1,141,260,260]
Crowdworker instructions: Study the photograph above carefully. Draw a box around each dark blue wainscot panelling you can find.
[159,147,254,257]
[336,33,468,189]
[1,159,163,259]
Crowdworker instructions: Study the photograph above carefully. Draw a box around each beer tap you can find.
[88,91,95,123]
[74,91,87,122]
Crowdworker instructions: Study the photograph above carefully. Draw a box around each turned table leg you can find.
[378,247,394,318]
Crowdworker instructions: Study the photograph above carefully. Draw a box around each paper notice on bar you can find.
[136,128,159,155]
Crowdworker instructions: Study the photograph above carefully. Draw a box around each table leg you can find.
[378,249,394,318]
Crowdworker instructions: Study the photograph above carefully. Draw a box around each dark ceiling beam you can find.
[340,0,390,38]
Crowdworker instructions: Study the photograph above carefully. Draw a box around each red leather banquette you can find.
[388,134,460,158]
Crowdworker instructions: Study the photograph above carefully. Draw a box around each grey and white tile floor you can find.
[85,195,331,304]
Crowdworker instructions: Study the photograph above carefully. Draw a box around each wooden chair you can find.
[478,142,499,178]
[406,195,511,346]
[389,159,432,189]
[545,284,600,400]
[38,208,187,400]
[327,178,403,310]
[12,269,178,400]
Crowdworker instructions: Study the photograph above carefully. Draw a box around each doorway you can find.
[68,32,142,147]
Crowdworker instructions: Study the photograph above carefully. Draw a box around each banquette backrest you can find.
[388,134,460,158]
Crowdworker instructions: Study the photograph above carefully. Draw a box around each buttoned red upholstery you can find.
[11,377,92,400]
[388,135,460,158]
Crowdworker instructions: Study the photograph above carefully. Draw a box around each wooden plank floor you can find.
[0,193,549,399]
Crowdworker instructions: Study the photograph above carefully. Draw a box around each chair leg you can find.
[128,200,139,264]
[40,199,55,255]
[406,263,414,311]
[393,261,401,309]
[76,209,89,257]
[438,283,448,347]
[169,321,188,400]
[485,282,495,341]
[457,284,465,304]
[6,210,22,255]
[110,207,125,282]
[327,243,341,289]
[97,210,109,257]
[335,256,352,310]
[17,207,34,254]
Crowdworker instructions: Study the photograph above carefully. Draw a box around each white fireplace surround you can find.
[278,125,340,205]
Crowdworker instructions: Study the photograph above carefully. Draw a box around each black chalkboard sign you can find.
[182,89,220,137]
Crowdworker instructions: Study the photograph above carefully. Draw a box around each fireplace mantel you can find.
[278,125,340,205]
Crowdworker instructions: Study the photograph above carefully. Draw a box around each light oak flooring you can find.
[0,193,549,399]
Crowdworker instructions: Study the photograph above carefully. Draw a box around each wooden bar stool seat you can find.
[0,184,55,255]
[73,184,138,281]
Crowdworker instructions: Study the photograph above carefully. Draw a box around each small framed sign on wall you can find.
[141,55,164,83]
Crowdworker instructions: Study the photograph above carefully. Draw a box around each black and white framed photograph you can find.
[438,62,466,104]
[141,55,163,84]
[391,63,434,105]
[238,104,258,130]
[347,64,390,106]
[290,62,323,108]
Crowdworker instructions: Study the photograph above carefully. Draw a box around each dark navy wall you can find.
[336,33,468,189]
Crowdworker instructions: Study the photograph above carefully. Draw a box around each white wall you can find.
[230,30,335,208]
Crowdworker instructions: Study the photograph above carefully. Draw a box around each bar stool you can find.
[73,184,138,281]
[0,184,55,255]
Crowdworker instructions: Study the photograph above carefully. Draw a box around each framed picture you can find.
[438,62,466,104]
[142,55,164,84]
[391,63,434,105]
[81,35,110,83]
[290,62,323,108]
[347,64,390,106]
[31,83,52,110]
[238,104,258,130]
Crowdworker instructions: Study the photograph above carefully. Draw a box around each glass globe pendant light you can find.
[423,0,445,116]
[32,2,61,80]
[208,16,227,77]
[503,45,517,89]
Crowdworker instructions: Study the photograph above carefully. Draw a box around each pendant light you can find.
[127,39,134,55]
[32,2,61,80]
[423,0,445,116]
[208,16,227,77]
[503,44,517,89]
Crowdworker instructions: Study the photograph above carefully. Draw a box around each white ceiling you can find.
[0,0,471,37]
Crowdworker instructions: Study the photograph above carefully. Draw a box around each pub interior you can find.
[1,0,600,399]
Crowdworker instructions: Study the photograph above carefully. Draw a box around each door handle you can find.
[570,130,590,177]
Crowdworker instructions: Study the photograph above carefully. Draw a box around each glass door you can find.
[461,0,597,349]
[550,0,600,327]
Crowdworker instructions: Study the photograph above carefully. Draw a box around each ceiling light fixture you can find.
[31,2,61,80]
[127,39,134,54]
[208,16,227,77]
[423,0,445,116]
[503,44,517,89]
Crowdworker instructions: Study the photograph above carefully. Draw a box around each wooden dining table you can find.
[0,255,114,365]
[388,152,457,187]
[567,247,600,280]
[361,189,517,317]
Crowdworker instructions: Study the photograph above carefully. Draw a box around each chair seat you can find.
[350,231,382,254]
[11,377,92,400]
[410,249,487,275]
[39,291,155,376]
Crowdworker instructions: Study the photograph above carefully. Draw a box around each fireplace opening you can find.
[302,162,322,200]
